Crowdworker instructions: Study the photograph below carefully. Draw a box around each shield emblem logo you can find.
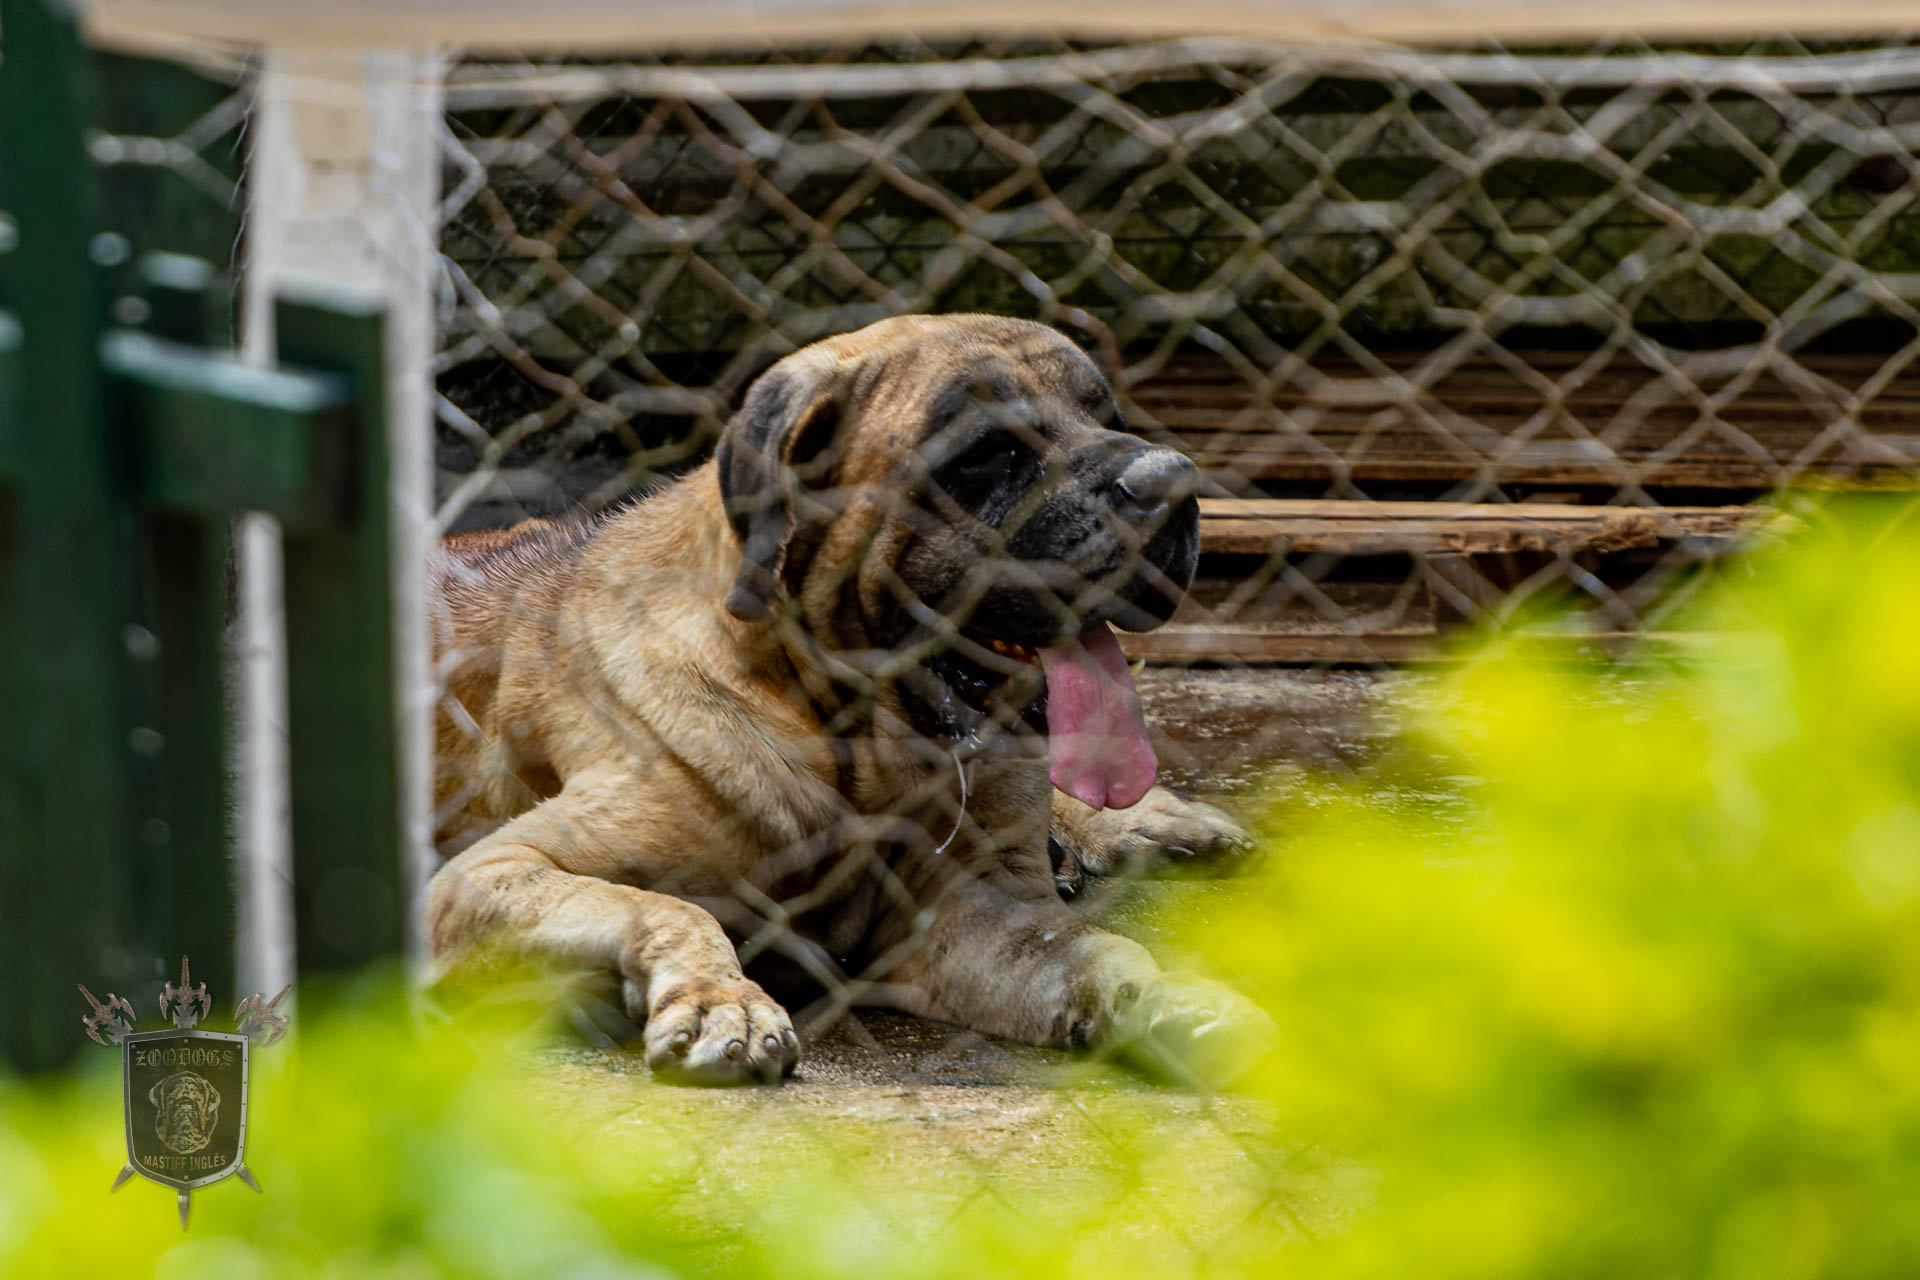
[82,956,286,1226]
[122,1029,250,1192]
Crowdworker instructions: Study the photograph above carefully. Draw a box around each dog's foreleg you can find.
[425,771,798,1084]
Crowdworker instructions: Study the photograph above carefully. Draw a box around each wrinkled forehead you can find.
[831,318,1111,429]
[915,346,1112,431]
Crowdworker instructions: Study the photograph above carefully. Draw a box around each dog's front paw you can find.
[1053,788,1252,892]
[1110,975,1276,1090]
[631,973,798,1085]
[1104,789,1251,866]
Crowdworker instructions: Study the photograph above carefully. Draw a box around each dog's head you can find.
[716,314,1201,809]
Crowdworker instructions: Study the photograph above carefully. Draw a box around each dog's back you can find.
[428,478,772,855]
[432,515,603,849]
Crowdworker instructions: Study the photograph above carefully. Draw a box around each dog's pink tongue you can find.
[1038,621,1157,811]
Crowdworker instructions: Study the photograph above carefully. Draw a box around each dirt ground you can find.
[533,1021,1375,1257]
[1136,664,1420,795]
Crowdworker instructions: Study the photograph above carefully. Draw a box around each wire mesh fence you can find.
[421,36,1920,1104]
[436,37,1920,653]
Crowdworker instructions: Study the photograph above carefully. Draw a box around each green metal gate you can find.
[0,0,410,1072]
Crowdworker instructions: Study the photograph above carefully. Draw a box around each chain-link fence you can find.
[437,36,1920,651]
[421,36,1920,1101]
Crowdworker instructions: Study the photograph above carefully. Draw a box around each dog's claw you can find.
[639,975,796,1085]
[1048,836,1085,901]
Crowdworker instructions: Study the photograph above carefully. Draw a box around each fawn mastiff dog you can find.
[428,314,1273,1084]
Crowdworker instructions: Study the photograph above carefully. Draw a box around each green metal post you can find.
[0,0,150,1070]
[275,288,408,975]
[137,253,236,1006]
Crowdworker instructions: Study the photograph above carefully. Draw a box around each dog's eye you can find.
[947,430,1026,478]
[930,428,1035,515]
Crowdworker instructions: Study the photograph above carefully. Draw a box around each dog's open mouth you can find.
[977,635,1039,665]
[930,633,1045,731]
[934,620,1157,811]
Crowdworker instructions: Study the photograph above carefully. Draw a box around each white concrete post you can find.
[235,48,444,997]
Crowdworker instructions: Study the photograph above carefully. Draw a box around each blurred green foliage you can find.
[1204,495,1920,1279]
[3,497,1918,1279]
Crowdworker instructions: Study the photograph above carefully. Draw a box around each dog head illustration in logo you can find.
[149,1070,221,1155]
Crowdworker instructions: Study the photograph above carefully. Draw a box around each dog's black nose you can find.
[1111,447,1199,528]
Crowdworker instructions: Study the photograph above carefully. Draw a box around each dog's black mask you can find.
[888,348,1201,757]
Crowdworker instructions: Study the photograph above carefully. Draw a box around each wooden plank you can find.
[1147,497,1785,667]
[1139,348,1920,385]
[1140,400,1920,438]
[1132,368,1920,411]
[82,0,1920,58]
[1124,351,1920,491]
[1181,452,1920,489]
[1118,627,1714,665]
[1197,498,1780,557]
[437,46,1920,100]
[1121,630,1444,664]
[1168,449,1920,488]
[1138,347,1920,387]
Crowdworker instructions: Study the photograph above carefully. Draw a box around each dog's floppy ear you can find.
[716,363,845,621]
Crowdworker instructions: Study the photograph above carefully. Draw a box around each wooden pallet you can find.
[1125,351,1920,490]
[1113,498,1786,665]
